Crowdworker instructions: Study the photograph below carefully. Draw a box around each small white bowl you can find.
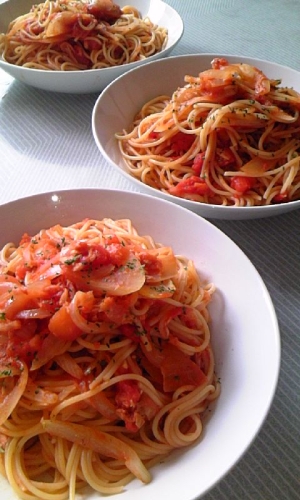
[0,188,280,500]
[0,0,183,94]
[92,53,300,220]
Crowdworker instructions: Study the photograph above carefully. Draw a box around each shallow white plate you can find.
[0,188,280,500]
[92,53,300,220]
[0,0,183,93]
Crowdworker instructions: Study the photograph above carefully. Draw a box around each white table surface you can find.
[0,1,300,499]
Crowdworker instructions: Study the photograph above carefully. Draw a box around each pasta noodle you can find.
[0,217,220,499]
[116,57,300,207]
[0,0,168,70]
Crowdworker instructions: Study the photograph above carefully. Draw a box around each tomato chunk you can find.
[119,323,142,342]
[48,304,82,340]
[100,295,136,324]
[6,330,43,365]
[192,152,206,175]
[169,176,210,197]
[160,343,207,392]
[230,176,255,194]
[138,251,161,277]
[148,131,160,140]
[272,192,288,203]
[115,379,142,431]
[73,44,91,67]
[106,243,130,266]
[63,242,110,268]
[216,147,236,168]
[115,380,141,408]
[170,132,195,153]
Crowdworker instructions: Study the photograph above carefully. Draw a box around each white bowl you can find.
[0,0,183,93]
[0,188,280,500]
[92,53,300,220]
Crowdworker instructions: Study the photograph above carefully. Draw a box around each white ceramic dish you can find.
[92,53,300,220]
[0,0,183,94]
[0,188,280,500]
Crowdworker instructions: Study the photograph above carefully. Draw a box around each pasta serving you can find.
[116,57,300,206]
[0,218,219,499]
[0,0,168,70]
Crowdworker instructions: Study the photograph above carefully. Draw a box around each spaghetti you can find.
[0,218,219,499]
[0,0,168,70]
[116,57,300,206]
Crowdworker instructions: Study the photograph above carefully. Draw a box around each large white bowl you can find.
[92,53,300,220]
[0,188,280,500]
[0,0,183,93]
